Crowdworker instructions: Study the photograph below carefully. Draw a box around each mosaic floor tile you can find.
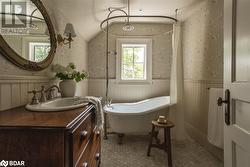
[101,135,223,167]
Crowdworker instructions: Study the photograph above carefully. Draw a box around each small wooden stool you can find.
[147,120,174,167]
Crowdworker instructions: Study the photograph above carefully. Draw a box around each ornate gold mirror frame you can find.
[0,0,57,71]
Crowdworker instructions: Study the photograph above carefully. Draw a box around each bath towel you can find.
[207,88,223,149]
[80,96,104,130]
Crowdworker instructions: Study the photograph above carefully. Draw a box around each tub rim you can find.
[103,96,175,116]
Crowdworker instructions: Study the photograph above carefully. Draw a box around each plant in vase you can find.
[52,63,88,97]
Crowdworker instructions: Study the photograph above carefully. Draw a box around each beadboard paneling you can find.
[0,75,51,111]
[20,83,28,105]
[184,79,223,160]
[184,79,223,134]
[11,84,21,108]
[88,79,170,102]
[0,84,12,111]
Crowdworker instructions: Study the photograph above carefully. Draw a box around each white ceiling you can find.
[50,0,202,41]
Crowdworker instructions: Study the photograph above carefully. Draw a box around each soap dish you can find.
[157,119,168,124]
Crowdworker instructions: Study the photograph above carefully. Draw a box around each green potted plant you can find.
[52,63,88,97]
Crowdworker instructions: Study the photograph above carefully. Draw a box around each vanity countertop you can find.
[0,104,93,129]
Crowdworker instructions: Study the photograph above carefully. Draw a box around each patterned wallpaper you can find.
[182,0,223,81]
[88,23,173,79]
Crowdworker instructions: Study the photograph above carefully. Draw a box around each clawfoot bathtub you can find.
[103,96,173,135]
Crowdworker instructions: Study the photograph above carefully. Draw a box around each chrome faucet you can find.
[45,85,62,100]
[28,85,61,105]
[40,86,47,102]
[106,99,113,108]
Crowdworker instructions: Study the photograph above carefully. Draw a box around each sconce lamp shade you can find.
[64,23,76,38]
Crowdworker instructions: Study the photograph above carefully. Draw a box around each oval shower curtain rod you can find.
[100,15,178,32]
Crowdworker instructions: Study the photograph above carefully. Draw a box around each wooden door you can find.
[224,0,250,166]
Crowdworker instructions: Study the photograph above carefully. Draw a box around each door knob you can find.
[217,97,229,106]
[217,89,231,125]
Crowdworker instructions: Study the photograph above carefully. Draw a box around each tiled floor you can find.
[101,135,223,167]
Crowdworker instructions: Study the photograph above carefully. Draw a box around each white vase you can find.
[59,80,76,97]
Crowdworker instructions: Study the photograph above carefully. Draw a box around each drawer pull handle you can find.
[95,130,100,137]
[96,153,100,161]
[80,130,88,140]
[82,162,88,167]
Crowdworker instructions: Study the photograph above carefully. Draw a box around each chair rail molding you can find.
[0,75,52,83]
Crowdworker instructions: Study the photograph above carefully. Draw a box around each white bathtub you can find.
[103,96,173,134]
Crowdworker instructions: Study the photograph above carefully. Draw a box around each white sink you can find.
[25,97,89,112]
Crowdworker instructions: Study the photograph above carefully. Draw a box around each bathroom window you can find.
[121,44,146,80]
[29,42,50,62]
[116,38,152,83]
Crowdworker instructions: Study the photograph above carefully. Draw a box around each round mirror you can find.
[0,0,56,71]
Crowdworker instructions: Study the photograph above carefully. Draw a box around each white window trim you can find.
[21,36,50,60]
[116,38,152,84]
[29,42,50,61]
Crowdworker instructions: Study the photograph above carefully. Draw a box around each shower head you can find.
[122,22,135,31]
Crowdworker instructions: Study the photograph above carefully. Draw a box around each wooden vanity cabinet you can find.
[0,104,101,167]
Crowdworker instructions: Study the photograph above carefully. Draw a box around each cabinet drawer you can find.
[89,131,101,167]
[76,130,101,167]
[72,111,95,165]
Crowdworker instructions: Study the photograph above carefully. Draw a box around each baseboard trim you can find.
[185,122,224,161]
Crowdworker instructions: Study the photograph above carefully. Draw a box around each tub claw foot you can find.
[103,135,108,140]
[118,133,124,145]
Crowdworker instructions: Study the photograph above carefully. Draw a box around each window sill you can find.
[116,79,153,85]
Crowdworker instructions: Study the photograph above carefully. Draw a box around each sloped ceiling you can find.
[49,0,202,41]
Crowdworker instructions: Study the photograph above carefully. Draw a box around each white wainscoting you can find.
[183,79,223,160]
[88,79,170,102]
[0,75,51,111]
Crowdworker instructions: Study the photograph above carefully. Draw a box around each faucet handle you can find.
[28,90,38,94]
[28,90,40,105]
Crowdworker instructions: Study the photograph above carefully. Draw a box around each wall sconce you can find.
[57,23,76,48]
